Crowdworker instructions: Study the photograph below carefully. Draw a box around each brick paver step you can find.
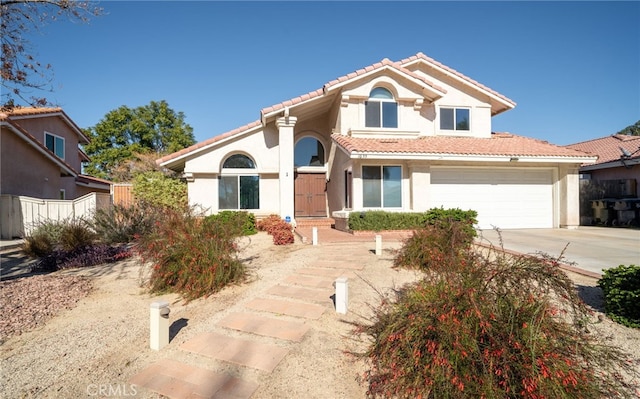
[217,312,311,342]
[245,297,325,319]
[180,332,289,372]
[296,267,357,279]
[266,284,334,305]
[129,358,258,399]
[283,274,335,289]
[309,260,366,270]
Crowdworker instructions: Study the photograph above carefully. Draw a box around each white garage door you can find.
[430,168,553,229]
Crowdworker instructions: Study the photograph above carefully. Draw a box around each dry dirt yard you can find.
[1,232,639,398]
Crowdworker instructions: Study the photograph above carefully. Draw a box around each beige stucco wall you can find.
[11,115,83,171]
[1,128,63,199]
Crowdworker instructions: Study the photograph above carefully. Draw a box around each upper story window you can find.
[45,132,65,159]
[365,87,398,128]
[440,107,470,131]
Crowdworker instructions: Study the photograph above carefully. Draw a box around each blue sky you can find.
[21,1,640,146]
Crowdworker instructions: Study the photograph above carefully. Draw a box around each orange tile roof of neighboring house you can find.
[0,106,90,143]
[157,120,263,165]
[332,133,594,159]
[565,134,640,165]
[398,52,517,108]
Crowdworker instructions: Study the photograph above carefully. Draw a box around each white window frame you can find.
[59,189,66,200]
[45,131,65,159]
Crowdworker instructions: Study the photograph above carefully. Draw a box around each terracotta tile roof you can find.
[260,58,447,116]
[398,52,516,108]
[157,120,262,165]
[0,106,63,119]
[565,134,640,165]
[332,133,594,159]
[0,106,89,143]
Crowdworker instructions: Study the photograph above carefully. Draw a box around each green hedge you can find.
[204,211,257,236]
[598,264,640,328]
[348,208,477,234]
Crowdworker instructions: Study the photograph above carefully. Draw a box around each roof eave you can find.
[159,122,263,170]
[347,151,597,164]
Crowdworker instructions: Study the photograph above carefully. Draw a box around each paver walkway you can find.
[129,228,378,398]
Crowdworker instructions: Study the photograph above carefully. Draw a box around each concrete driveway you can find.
[476,227,640,276]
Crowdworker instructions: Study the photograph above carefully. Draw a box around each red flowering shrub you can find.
[356,225,638,398]
[135,209,246,301]
[256,214,294,245]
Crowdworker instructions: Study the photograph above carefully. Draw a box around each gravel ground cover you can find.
[1,232,638,398]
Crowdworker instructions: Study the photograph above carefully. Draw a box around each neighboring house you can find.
[158,53,596,230]
[0,107,111,199]
[565,134,640,225]
[565,134,640,197]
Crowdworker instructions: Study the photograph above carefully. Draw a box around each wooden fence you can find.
[0,192,112,239]
[112,183,134,207]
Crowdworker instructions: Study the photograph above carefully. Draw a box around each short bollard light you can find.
[312,227,318,246]
[375,234,382,256]
[335,277,348,314]
[150,301,170,351]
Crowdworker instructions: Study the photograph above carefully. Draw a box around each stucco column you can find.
[409,163,431,211]
[559,165,580,229]
[276,116,297,221]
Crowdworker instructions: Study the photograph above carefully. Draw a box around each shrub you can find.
[21,219,67,257]
[393,218,476,273]
[205,211,257,237]
[36,244,132,272]
[256,215,294,245]
[22,218,132,271]
[132,171,187,211]
[348,208,477,233]
[356,225,637,398]
[598,264,640,328]
[91,202,157,244]
[58,218,96,251]
[135,209,247,301]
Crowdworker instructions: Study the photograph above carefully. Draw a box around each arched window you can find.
[294,137,325,167]
[365,87,398,128]
[223,154,255,168]
[219,154,259,210]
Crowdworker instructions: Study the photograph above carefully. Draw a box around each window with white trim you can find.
[440,107,470,131]
[59,189,66,200]
[365,87,398,128]
[45,132,65,159]
[362,165,402,208]
[218,154,259,210]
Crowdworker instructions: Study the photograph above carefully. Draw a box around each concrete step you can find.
[180,332,289,372]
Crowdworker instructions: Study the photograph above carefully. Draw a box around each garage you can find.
[430,167,554,229]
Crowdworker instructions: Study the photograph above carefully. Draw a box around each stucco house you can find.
[565,134,640,225]
[158,53,596,230]
[566,134,640,197]
[0,107,111,199]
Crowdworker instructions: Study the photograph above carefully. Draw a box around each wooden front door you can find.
[294,173,327,217]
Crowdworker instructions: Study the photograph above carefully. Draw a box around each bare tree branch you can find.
[1,0,103,107]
